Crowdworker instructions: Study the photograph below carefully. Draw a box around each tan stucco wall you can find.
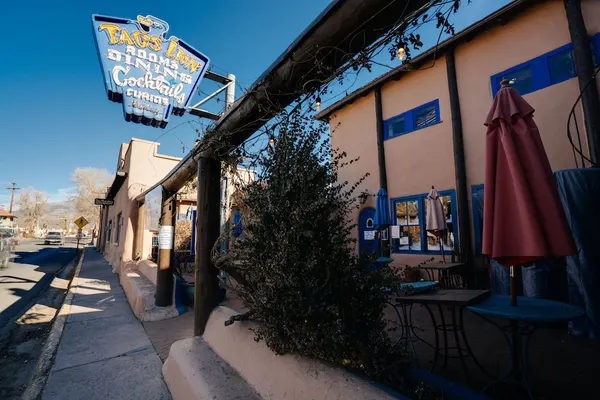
[329,92,380,251]
[382,55,454,198]
[330,92,379,203]
[103,138,180,271]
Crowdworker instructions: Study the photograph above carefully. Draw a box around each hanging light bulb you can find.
[397,46,406,61]
[315,96,322,111]
[269,138,275,147]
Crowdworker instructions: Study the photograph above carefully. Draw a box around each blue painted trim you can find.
[389,189,458,255]
[491,34,600,97]
[471,184,484,255]
[383,99,441,140]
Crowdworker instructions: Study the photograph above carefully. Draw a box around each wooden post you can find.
[446,48,473,266]
[194,156,221,336]
[155,194,174,307]
[564,0,600,164]
[374,86,390,257]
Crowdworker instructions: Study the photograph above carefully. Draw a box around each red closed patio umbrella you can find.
[482,79,576,305]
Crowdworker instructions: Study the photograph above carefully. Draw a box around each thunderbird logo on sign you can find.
[91,14,210,128]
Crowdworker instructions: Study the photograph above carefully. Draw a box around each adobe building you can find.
[316,0,600,268]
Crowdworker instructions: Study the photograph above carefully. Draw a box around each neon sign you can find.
[91,14,210,128]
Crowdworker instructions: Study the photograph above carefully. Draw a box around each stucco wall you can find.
[382,55,454,198]
[329,92,379,248]
[103,138,180,270]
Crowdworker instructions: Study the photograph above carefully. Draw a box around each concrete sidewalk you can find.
[42,248,171,399]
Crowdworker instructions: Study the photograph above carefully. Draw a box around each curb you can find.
[21,248,86,400]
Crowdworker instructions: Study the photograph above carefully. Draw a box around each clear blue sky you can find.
[0,0,510,207]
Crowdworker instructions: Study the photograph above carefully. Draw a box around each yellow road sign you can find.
[74,216,89,229]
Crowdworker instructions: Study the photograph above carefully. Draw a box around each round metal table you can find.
[467,295,585,400]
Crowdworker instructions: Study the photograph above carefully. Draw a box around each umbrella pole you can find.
[510,265,518,306]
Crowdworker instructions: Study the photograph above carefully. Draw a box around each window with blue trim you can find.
[384,99,440,139]
[491,33,600,97]
[390,190,458,254]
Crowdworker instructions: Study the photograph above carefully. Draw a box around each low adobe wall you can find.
[118,261,179,322]
[138,259,158,285]
[163,305,400,400]
[163,336,261,400]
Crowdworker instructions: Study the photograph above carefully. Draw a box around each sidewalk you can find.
[42,248,171,399]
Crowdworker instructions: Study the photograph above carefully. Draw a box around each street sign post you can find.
[94,198,114,206]
[74,217,88,251]
[74,216,89,230]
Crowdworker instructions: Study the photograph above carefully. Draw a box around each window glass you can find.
[497,65,534,95]
[388,116,406,137]
[425,195,454,251]
[395,200,421,251]
[414,103,437,129]
[548,49,576,83]
[396,202,407,225]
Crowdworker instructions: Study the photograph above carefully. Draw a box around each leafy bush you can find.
[218,110,406,382]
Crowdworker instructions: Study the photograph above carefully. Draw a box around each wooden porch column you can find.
[374,86,390,257]
[564,0,600,164]
[446,48,472,264]
[194,156,221,336]
[155,193,175,307]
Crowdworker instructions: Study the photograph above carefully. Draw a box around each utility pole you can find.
[6,182,20,214]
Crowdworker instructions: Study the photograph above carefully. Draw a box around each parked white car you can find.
[45,231,64,245]
[0,227,21,246]
[0,231,11,268]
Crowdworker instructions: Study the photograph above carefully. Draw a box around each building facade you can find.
[97,137,256,273]
[317,0,600,267]
[97,138,184,271]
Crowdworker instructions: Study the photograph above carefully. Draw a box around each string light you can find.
[315,96,322,111]
[269,138,275,147]
[397,47,406,61]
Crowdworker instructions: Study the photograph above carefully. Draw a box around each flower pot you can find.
[182,284,226,306]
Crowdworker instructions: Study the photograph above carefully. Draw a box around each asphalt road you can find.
[0,239,78,330]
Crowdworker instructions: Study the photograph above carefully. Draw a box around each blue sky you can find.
[0,0,510,207]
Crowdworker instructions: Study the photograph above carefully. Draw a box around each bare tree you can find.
[70,167,112,228]
[18,189,48,231]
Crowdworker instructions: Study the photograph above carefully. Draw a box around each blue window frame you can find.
[384,99,440,140]
[390,190,458,254]
[491,33,600,97]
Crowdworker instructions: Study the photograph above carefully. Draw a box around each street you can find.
[0,238,80,399]
[0,239,77,333]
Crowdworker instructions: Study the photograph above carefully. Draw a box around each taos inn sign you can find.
[92,14,209,128]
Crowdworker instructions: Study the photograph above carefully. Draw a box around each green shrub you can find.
[220,110,406,382]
